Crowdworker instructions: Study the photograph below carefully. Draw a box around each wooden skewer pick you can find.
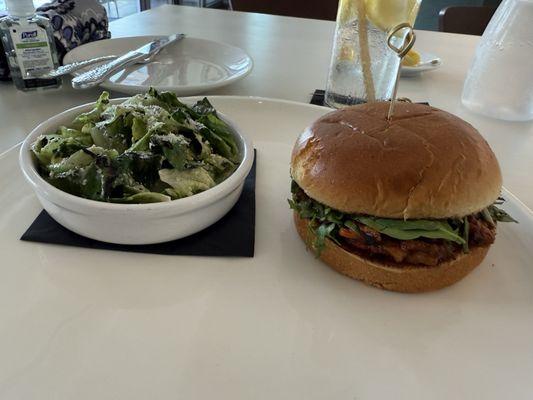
[386,23,416,120]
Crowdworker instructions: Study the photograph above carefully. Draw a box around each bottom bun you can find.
[294,213,490,293]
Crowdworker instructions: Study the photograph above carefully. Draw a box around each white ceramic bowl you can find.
[19,98,254,245]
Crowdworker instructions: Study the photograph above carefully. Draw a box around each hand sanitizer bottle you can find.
[0,0,61,91]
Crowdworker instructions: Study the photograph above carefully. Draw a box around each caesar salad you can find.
[31,89,240,204]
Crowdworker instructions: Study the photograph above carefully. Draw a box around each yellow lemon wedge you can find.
[338,0,358,24]
[402,48,421,66]
[364,0,420,31]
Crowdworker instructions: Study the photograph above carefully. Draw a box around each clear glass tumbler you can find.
[461,0,533,121]
[325,0,421,108]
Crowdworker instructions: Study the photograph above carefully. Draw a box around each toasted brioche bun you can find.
[294,214,490,293]
[291,102,502,219]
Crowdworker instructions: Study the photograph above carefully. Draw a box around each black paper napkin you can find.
[310,89,328,106]
[21,151,257,257]
[310,89,429,107]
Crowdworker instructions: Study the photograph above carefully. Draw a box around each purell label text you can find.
[21,31,38,39]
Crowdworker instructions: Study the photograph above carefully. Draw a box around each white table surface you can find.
[1,5,533,399]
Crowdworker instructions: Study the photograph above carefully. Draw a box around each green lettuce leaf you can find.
[199,114,239,162]
[117,151,163,188]
[204,153,237,183]
[192,97,216,116]
[71,91,110,130]
[32,88,240,204]
[159,167,216,199]
[149,133,192,170]
[58,127,93,147]
[112,191,171,204]
[47,149,94,174]
[47,163,103,200]
[148,87,190,111]
[131,117,147,142]
[195,125,233,161]
[32,136,71,166]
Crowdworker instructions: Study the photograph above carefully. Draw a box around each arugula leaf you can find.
[289,180,518,258]
[314,223,336,255]
[344,220,361,234]
[353,216,466,244]
[481,208,495,225]
[488,204,518,223]
[462,217,469,253]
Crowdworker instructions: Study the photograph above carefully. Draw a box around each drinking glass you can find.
[461,0,533,121]
[325,0,421,108]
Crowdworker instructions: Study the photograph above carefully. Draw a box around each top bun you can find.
[291,102,502,219]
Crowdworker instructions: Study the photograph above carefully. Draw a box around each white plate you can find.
[401,51,442,77]
[2,97,533,399]
[63,36,253,95]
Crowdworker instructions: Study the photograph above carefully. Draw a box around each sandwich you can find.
[289,102,516,293]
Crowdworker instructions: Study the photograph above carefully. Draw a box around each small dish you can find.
[401,51,442,77]
[19,98,254,245]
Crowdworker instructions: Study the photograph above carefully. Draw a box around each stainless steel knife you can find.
[44,55,118,78]
[71,33,185,89]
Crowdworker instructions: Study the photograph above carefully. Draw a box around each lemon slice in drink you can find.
[338,0,358,24]
[364,0,420,31]
[402,48,421,66]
